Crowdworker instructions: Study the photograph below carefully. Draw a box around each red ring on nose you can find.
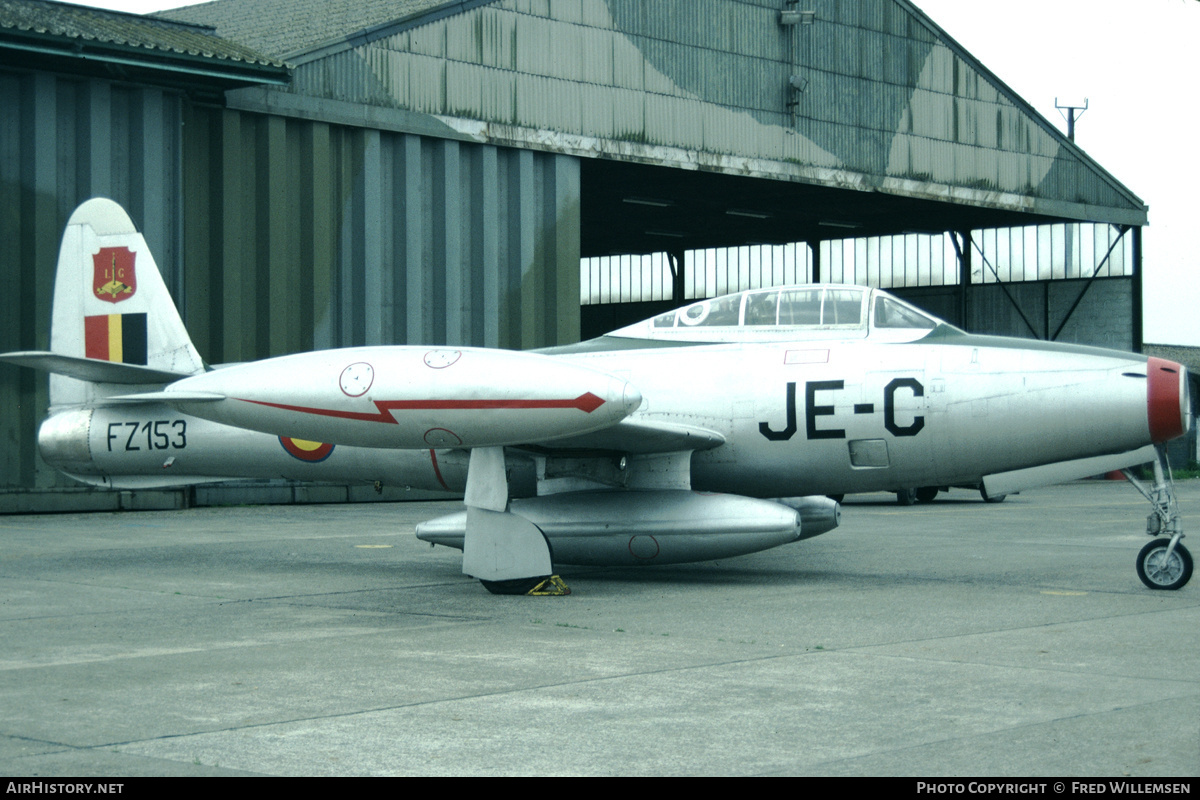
[1147,357,1186,443]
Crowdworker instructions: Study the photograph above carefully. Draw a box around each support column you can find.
[668,248,685,303]
[1132,226,1144,352]
[956,231,971,330]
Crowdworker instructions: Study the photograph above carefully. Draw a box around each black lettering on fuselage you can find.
[806,380,846,440]
[759,380,846,441]
[884,377,925,436]
[124,421,140,451]
[759,382,798,441]
[105,420,188,451]
[760,377,926,442]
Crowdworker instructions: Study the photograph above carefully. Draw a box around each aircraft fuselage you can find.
[562,333,1176,498]
[62,330,1181,505]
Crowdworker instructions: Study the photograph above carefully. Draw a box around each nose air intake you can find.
[1147,357,1190,444]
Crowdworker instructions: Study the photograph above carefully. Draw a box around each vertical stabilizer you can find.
[49,199,204,408]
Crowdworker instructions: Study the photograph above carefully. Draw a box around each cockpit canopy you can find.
[610,284,952,344]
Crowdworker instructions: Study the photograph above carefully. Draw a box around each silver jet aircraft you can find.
[2,199,1192,594]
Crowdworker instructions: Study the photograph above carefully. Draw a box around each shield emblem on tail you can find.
[93,247,137,304]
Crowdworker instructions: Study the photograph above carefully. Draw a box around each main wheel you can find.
[915,486,939,503]
[481,576,549,595]
[1136,539,1193,590]
[480,575,571,596]
[896,488,917,506]
[980,487,1006,503]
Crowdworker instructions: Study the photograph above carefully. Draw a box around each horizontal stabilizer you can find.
[108,390,226,404]
[982,445,1156,497]
[0,350,194,385]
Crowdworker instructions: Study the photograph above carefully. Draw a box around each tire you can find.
[980,487,1006,503]
[1136,539,1193,590]
[896,488,917,506]
[480,576,549,595]
[915,486,939,503]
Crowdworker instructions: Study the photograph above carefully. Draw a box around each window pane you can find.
[743,290,779,326]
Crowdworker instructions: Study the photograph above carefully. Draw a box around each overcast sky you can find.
[913,0,1200,346]
[74,0,1200,346]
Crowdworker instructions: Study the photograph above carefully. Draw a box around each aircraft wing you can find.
[522,417,725,454]
[982,445,1157,498]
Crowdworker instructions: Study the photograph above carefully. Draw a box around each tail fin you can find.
[0,198,205,408]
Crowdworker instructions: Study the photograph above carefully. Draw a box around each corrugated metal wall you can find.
[0,70,182,491]
[181,104,580,364]
[284,0,1141,222]
[1,78,580,495]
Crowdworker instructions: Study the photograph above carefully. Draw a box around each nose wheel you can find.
[1123,445,1191,590]
[1136,538,1193,590]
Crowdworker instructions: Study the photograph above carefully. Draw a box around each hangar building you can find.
[0,0,1159,510]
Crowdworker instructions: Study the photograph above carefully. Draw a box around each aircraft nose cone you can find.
[1147,358,1190,443]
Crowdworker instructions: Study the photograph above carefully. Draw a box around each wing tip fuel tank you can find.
[160,347,642,450]
[417,490,812,567]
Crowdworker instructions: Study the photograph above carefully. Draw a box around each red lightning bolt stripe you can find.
[234,392,606,424]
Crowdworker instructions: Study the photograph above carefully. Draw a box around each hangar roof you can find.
[164,0,1147,255]
[162,0,456,62]
[0,0,287,89]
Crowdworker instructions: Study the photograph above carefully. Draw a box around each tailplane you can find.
[1,198,205,408]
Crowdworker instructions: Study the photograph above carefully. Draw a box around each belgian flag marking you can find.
[84,313,148,365]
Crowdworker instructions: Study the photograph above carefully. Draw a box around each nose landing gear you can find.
[1135,538,1193,591]
[1123,445,1191,590]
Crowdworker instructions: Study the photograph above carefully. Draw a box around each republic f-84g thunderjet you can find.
[2,199,1192,594]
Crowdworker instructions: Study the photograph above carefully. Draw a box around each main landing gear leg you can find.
[1122,445,1192,590]
[462,447,570,596]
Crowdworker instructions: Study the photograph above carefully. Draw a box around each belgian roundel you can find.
[279,437,334,462]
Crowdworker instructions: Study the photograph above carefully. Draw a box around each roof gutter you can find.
[0,34,290,87]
